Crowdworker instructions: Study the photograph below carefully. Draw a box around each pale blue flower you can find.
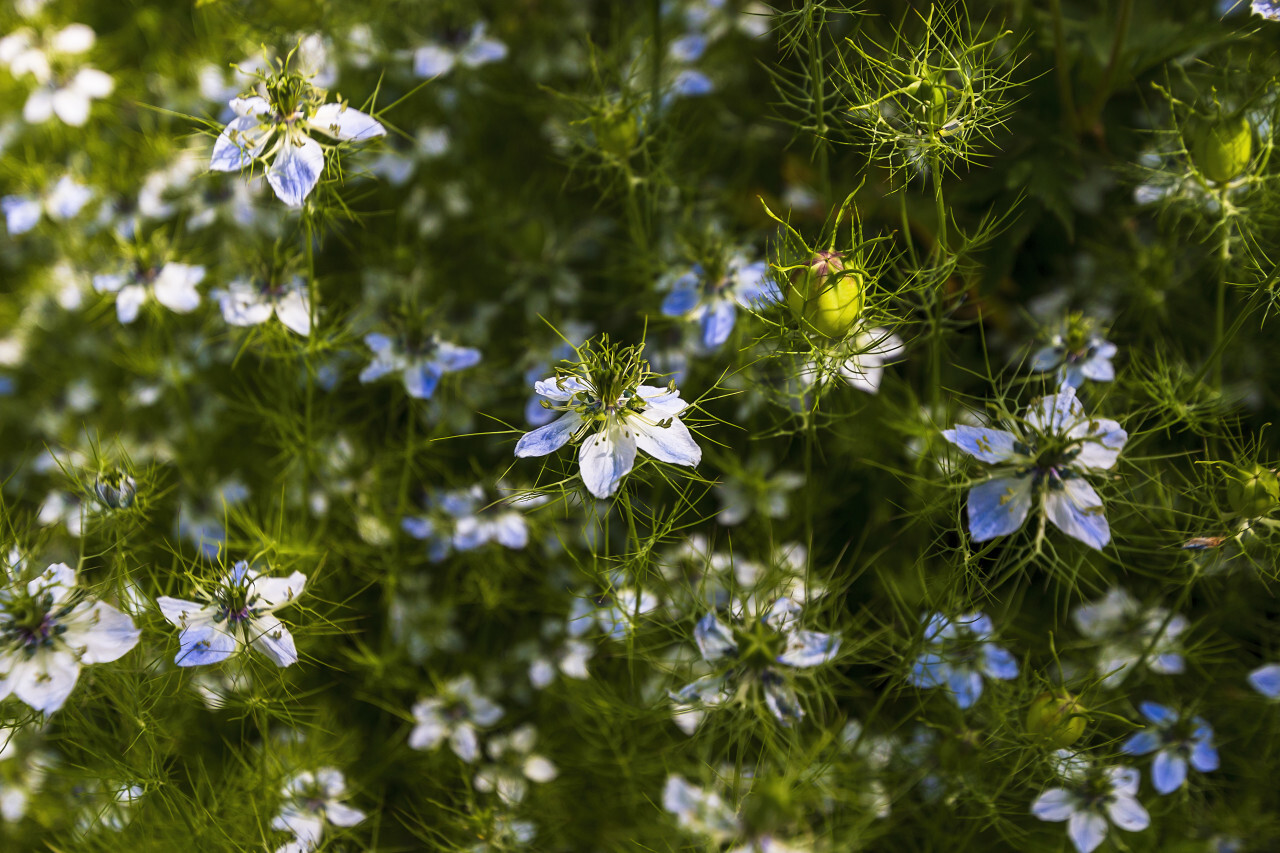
[1032,765,1150,853]
[942,386,1127,549]
[2,175,93,234]
[1253,0,1280,20]
[359,332,481,400]
[209,94,385,206]
[1121,702,1218,795]
[1072,588,1187,688]
[93,262,204,325]
[908,612,1018,708]
[157,561,306,667]
[1248,662,1280,698]
[401,484,530,562]
[660,256,779,350]
[271,768,365,849]
[412,23,508,79]
[674,596,840,725]
[408,675,504,762]
[1031,332,1117,389]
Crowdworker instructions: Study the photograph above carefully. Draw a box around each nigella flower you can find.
[567,581,660,641]
[662,775,739,843]
[401,484,530,562]
[0,24,113,126]
[1121,702,1219,794]
[1030,315,1117,389]
[157,561,306,667]
[514,338,702,499]
[412,23,508,78]
[1032,765,1150,853]
[908,612,1018,709]
[942,386,1127,549]
[270,768,366,850]
[211,275,311,336]
[1248,662,1280,698]
[209,74,386,207]
[1072,588,1187,688]
[674,596,840,726]
[659,255,779,350]
[409,675,504,762]
[1253,0,1280,20]
[93,262,204,325]
[2,175,93,235]
[474,724,558,805]
[359,332,481,400]
[0,562,140,714]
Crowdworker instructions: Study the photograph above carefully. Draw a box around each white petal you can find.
[115,285,148,324]
[51,88,91,126]
[210,116,271,172]
[52,24,96,54]
[275,287,311,336]
[267,136,325,207]
[578,424,637,498]
[523,756,558,783]
[72,602,140,664]
[1031,788,1077,822]
[215,284,273,327]
[632,415,701,466]
[252,571,307,608]
[251,617,298,667]
[230,96,271,116]
[22,89,54,124]
[153,263,204,314]
[309,102,386,141]
[156,596,207,628]
[10,650,81,713]
[70,68,114,98]
[325,801,366,827]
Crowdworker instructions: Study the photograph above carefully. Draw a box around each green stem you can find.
[1081,0,1133,131]
[1048,0,1078,138]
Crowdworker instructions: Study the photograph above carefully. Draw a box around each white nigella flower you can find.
[209,73,386,207]
[1032,765,1150,853]
[1071,587,1187,688]
[270,768,366,849]
[212,275,311,336]
[157,561,306,667]
[2,175,93,235]
[409,675,505,762]
[515,340,702,499]
[0,24,113,126]
[0,562,140,714]
[474,724,558,805]
[93,261,205,324]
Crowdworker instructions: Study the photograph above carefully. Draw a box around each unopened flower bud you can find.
[592,106,638,159]
[94,470,136,509]
[787,250,864,338]
[1189,114,1253,185]
[1026,690,1087,748]
[1227,463,1280,519]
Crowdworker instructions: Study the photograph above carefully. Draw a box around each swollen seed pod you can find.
[1189,114,1253,185]
[592,106,638,159]
[1026,690,1087,748]
[787,250,864,338]
[1227,463,1280,519]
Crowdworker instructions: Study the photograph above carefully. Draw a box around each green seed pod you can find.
[1189,114,1253,185]
[592,107,638,159]
[1026,691,1087,748]
[787,250,864,338]
[1227,463,1280,519]
[918,70,949,127]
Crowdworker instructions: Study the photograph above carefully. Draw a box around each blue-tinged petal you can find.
[777,630,840,668]
[700,298,737,349]
[941,425,1023,464]
[980,644,1019,680]
[661,286,700,317]
[401,516,434,540]
[1030,345,1063,373]
[579,425,636,498]
[668,32,707,63]
[1031,788,1077,822]
[1138,701,1176,726]
[210,115,271,172]
[1068,418,1126,469]
[1067,811,1108,853]
[1026,387,1083,434]
[459,25,508,67]
[1,195,42,234]
[1191,739,1219,772]
[957,612,994,639]
[1061,364,1086,389]
[732,262,779,307]
[1044,477,1110,550]
[515,411,581,458]
[923,612,953,642]
[1152,750,1187,794]
[1106,793,1149,831]
[1248,663,1280,698]
[266,136,325,207]
[402,361,442,399]
[1121,730,1160,756]
[175,624,237,666]
[909,652,947,688]
[1081,353,1115,381]
[671,69,713,97]
[694,612,737,662]
[947,667,984,708]
[526,393,557,426]
[413,45,455,78]
[762,674,804,724]
[433,342,482,372]
[966,475,1034,541]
